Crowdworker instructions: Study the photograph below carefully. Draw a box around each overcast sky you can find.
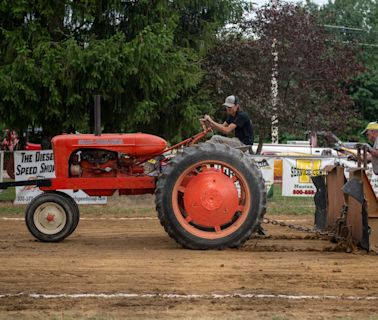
[254,0,330,6]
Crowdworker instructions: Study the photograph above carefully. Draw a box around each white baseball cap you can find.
[223,95,239,108]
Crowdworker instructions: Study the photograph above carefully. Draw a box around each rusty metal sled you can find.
[313,161,378,252]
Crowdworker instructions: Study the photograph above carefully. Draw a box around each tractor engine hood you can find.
[52,133,167,157]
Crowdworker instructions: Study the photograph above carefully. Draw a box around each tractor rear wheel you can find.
[155,142,266,249]
[25,192,77,242]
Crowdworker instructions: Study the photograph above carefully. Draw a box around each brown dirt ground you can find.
[1,195,378,320]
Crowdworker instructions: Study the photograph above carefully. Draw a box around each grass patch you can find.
[0,203,25,216]
[0,182,316,218]
[0,184,22,216]
[79,204,155,217]
[267,183,315,216]
[0,186,15,202]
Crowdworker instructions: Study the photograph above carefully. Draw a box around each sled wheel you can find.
[25,192,75,242]
[156,142,266,249]
[46,191,80,236]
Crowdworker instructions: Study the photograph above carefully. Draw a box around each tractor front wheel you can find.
[155,142,266,249]
[47,191,80,236]
[25,192,78,242]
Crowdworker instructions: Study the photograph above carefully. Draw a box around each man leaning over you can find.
[362,121,378,175]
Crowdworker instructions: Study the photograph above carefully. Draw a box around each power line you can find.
[341,41,378,48]
[323,24,378,48]
[323,24,378,34]
[324,24,366,32]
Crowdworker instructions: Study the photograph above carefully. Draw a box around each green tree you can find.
[316,0,378,128]
[203,2,362,149]
[0,0,248,143]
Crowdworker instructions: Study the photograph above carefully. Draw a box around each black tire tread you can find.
[155,142,266,249]
[25,192,75,242]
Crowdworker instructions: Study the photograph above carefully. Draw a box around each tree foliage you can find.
[315,0,378,127]
[0,0,248,142]
[203,1,363,145]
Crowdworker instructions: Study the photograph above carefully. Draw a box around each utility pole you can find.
[271,0,279,144]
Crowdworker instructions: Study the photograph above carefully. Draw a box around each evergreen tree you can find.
[0,1,247,143]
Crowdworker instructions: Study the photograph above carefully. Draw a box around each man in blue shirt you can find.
[201,95,254,148]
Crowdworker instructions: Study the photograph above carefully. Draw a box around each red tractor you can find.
[23,129,266,249]
[17,100,266,249]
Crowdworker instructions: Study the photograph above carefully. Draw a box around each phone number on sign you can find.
[292,189,315,195]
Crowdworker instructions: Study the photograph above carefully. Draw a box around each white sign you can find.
[251,156,275,194]
[369,169,378,196]
[366,166,378,196]
[14,150,107,205]
[282,157,335,197]
[337,159,378,196]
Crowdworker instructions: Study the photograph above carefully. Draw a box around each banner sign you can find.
[337,159,378,196]
[368,169,378,196]
[251,156,275,194]
[282,157,335,197]
[14,150,107,205]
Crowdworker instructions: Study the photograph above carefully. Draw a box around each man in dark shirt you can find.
[200,95,265,234]
[201,95,254,148]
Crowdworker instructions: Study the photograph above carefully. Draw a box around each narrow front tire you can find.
[25,192,76,242]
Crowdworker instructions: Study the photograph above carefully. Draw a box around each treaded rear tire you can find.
[155,142,266,249]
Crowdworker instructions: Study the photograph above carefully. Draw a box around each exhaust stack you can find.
[94,95,101,136]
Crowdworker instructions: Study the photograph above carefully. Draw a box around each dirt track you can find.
[1,197,378,319]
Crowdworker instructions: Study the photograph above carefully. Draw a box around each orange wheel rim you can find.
[171,160,251,239]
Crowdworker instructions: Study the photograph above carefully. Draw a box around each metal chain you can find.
[261,202,358,252]
[262,215,351,247]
